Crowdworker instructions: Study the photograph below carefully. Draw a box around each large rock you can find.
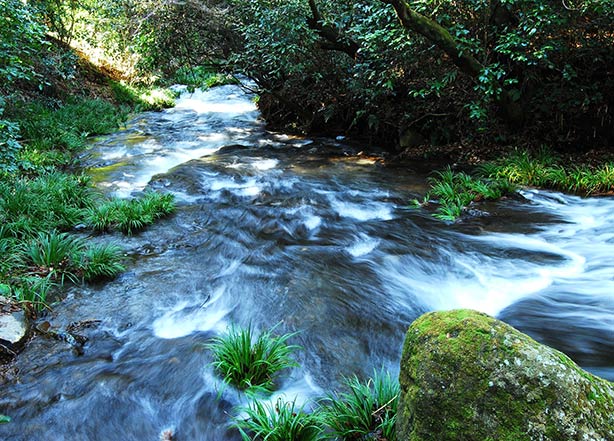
[397,309,614,440]
[0,299,30,356]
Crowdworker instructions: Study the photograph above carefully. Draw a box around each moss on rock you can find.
[397,309,614,440]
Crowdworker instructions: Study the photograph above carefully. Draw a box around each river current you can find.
[1,84,612,440]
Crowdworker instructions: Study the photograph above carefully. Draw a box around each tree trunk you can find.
[307,0,359,58]
[381,0,523,126]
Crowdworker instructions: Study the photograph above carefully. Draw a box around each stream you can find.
[1,83,613,440]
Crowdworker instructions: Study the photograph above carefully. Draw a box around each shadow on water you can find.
[1,84,613,440]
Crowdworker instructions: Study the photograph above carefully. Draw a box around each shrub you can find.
[319,369,400,441]
[235,397,325,441]
[207,324,300,393]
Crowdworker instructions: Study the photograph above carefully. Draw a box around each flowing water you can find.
[1,84,613,440]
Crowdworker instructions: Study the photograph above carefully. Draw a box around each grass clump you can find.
[417,149,614,222]
[140,191,176,219]
[235,398,325,441]
[0,235,24,277]
[0,80,175,314]
[0,172,93,236]
[419,166,514,221]
[84,192,175,235]
[319,369,400,441]
[0,174,171,309]
[171,65,239,92]
[10,98,128,163]
[25,231,85,284]
[2,231,124,310]
[112,199,153,235]
[481,149,614,195]
[110,81,177,111]
[11,276,55,311]
[80,242,125,281]
[24,231,125,283]
[207,324,300,394]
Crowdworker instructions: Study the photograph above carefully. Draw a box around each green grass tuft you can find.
[140,191,176,219]
[481,149,614,195]
[110,81,177,111]
[207,324,300,394]
[83,202,117,233]
[25,231,84,284]
[10,276,55,312]
[424,166,514,221]
[112,199,153,235]
[234,398,325,441]
[81,242,125,281]
[84,192,175,235]
[319,369,400,441]
[0,172,93,237]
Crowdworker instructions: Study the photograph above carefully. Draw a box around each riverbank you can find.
[0,39,179,359]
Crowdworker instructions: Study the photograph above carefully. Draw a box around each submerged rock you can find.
[397,309,614,440]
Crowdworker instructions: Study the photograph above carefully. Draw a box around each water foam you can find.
[347,234,380,257]
[330,199,393,221]
[152,287,231,339]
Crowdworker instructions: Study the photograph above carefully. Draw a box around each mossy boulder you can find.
[397,309,614,440]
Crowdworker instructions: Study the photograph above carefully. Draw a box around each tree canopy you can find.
[1,0,613,151]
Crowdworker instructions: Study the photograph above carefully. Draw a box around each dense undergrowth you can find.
[169,66,239,92]
[108,81,177,111]
[417,150,614,221]
[0,169,176,312]
[482,150,614,195]
[0,25,177,312]
[231,0,614,152]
